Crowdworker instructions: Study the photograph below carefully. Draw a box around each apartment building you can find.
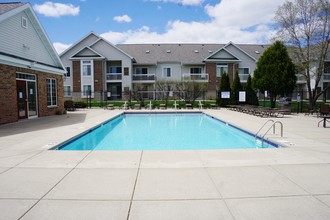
[61,32,269,101]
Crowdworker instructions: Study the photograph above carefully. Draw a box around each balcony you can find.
[238,74,249,82]
[323,73,330,81]
[182,73,209,82]
[296,74,306,83]
[132,74,156,82]
[106,73,122,81]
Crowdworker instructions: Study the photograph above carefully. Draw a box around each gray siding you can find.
[0,10,56,66]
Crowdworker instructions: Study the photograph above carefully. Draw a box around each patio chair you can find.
[104,104,114,110]
[185,103,193,109]
[134,104,141,110]
[64,100,76,111]
[318,104,330,127]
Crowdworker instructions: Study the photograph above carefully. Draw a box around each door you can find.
[27,81,37,117]
[17,80,27,119]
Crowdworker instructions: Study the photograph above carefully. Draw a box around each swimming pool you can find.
[55,112,277,150]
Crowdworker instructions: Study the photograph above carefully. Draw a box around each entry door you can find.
[27,81,37,117]
[17,80,27,119]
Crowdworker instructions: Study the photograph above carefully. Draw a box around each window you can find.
[216,64,228,77]
[135,67,148,75]
[47,78,57,106]
[21,17,27,28]
[83,85,92,96]
[65,67,71,77]
[324,62,330,73]
[82,60,92,76]
[124,67,129,76]
[190,67,202,74]
[64,86,71,97]
[239,68,249,75]
[163,68,171,77]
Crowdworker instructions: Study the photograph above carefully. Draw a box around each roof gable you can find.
[0,2,65,74]
[205,47,240,62]
[71,46,105,59]
[59,32,99,57]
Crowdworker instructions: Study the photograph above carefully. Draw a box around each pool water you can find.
[56,113,277,150]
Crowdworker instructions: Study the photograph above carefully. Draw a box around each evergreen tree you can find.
[253,41,296,108]
[231,70,242,105]
[217,72,231,107]
[246,75,259,106]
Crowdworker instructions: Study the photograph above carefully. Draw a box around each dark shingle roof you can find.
[0,2,27,15]
[117,43,269,64]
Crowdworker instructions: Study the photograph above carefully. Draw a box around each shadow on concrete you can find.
[0,111,87,137]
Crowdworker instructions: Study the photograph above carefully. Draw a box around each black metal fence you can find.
[64,89,329,112]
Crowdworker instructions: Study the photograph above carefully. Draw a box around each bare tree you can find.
[175,81,207,105]
[274,0,330,107]
[155,80,174,106]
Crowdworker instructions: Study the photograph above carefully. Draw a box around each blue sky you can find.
[7,0,287,53]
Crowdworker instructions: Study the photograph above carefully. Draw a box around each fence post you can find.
[100,90,103,108]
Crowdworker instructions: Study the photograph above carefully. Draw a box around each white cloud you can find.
[113,14,132,23]
[147,0,204,6]
[33,2,79,17]
[53,42,72,54]
[100,0,286,45]
[95,16,101,22]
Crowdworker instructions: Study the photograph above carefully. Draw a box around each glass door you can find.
[17,80,27,119]
[27,81,37,117]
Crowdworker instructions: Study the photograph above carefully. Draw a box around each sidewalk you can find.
[0,108,330,220]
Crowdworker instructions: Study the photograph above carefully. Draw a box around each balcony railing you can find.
[296,74,306,83]
[106,73,122,81]
[238,74,249,81]
[132,74,156,82]
[182,73,209,82]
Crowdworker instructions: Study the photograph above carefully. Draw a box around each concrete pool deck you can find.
[0,108,330,220]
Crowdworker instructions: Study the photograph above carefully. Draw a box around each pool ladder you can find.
[255,119,283,147]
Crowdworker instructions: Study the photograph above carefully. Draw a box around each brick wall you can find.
[37,71,64,117]
[94,60,103,92]
[0,64,18,124]
[72,61,81,92]
[206,63,216,92]
[0,63,65,125]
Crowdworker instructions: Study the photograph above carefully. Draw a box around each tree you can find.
[246,75,259,106]
[217,72,231,107]
[231,70,242,105]
[253,41,297,108]
[274,0,330,108]
[175,81,207,105]
[155,80,174,106]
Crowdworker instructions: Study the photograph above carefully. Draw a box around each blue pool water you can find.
[56,113,277,150]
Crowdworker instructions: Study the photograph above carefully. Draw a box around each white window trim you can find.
[163,67,171,78]
[47,78,57,107]
[216,64,228,77]
[64,85,72,97]
[81,60,93,77]
[82,84,93,98]
[21,16,27,29]
[65,66,71,78]
[238,67,250,75]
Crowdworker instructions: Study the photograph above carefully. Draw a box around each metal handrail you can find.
[255,119,275,138]
[260,121,283,146]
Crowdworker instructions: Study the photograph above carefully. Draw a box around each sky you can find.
[8,0,287,54]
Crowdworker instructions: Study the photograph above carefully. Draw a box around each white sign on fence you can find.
[221,91,230,99]
[239,91,246,102]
